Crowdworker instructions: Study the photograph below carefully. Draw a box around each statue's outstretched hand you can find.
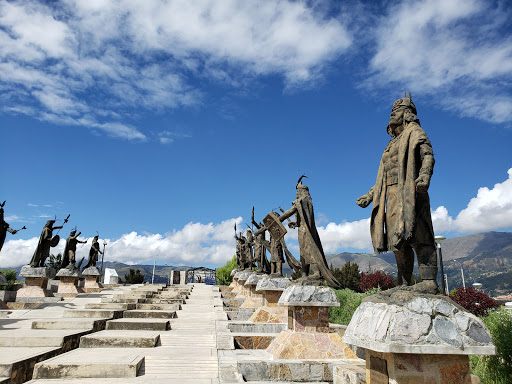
[415,175,430,193]
[356,194,371,208]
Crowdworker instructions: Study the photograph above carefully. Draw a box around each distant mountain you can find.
[6,231,511,295]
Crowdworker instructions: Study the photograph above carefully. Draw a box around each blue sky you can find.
[1,0,512,268]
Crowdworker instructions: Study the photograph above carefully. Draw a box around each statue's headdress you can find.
[391,92,417,115]
[296,174,309,191]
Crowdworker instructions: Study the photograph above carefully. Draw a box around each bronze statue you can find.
[356,94,437,293]
[255,177,340,287]
[62,229,88,269]
[250,208,271,275]
[84,235,103,269]
[0,201,24,253]
[29,219,64,267]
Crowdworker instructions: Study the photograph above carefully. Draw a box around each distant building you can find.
[104,268,119,284]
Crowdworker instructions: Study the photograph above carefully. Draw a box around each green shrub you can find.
[330,262,361,291]
[216,255,237,286]
[123,269,145,284]
[329,288,380,326]
[471,307,512,383]
[0,269,18,291]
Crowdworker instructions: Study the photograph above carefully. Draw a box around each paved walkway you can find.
[141,284,219,383]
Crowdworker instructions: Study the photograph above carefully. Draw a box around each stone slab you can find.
[245,274,262,286]
[19,266,53,278]
[344,291,496,355]
[123,310,177,319]
[256,276,290,292]
[85,303,136,310]
[13,297,61,303]
[82,266,101,276]
[31,318,107,331]
[100,298,143,304]
[106,318,170,331]
[136,303,181,311]
[79,330,160,348]
[62,309,123,319]
[0,329,86,347]
[0,347,60,382]
[32,349,144,378]
[278,285,340,307]
[56,268,81,278]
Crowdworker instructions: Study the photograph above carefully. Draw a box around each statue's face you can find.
[389,108,404,128]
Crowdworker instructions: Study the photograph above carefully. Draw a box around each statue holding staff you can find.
[84,235,103,269]
[29,216,68,267]
[0,201,25,253]
[61,229,88,269]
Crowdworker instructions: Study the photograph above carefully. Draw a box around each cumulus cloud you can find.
[0,0,351,140]
[366,0,512,123]
[1,217,242,268]
[432,168,512,234]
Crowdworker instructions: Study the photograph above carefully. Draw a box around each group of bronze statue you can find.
[235,94,439,294]
[0,206,103,272]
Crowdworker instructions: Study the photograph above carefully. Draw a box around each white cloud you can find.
[1,217,242,268]
[0,0,351,141]
[317,218,372,253]
[366,0,512,123]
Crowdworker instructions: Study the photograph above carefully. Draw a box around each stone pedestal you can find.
[228,268,240,290]
[266,285,356,360]
[234,271,251,299]
[241,274,264,308]
[343,289,496,384]
[249,276,290,323]
[56,268,83,297]
[82,266,103,293]
[16,265,55,299]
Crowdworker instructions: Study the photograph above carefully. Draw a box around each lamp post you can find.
[473,282,482,290]
[435,235,447,295]
[453,259,466,290]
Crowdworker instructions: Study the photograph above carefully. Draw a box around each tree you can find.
[0,269,18,291]
[449,287,498,317]
[360,271,396,292]
[330,261,361,291]
[216,255,237,286]
[123,269,145,284]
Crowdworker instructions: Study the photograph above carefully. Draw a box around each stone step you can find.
[0,347,60,380]
[0,329,88,347]
[114,292,153,298]
[123,310,177,319]
[32,349,144,379]
[79,330,160,348]
[84,303,136,310]
[62,309,123,319]
[136,303,181,311]
[143,298,185,304]
[31,318,107,331]
[100,298,143,304]
[106,318,170,331]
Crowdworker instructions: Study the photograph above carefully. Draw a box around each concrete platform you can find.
[0,329,88,347]
[124,310,177,319]
[106,318,170,331]
[84,303,136,310]
[31,318,107,331]
[62,309,123,319]
[143,298,184,304]
[101,298,144,304]
[0,347,60,382]
[79,330,161,348]
[32,349,144,378]
[136,303,181,311]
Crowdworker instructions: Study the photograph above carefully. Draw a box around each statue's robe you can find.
[0,220,15,252]
[62,236,79,268]
[293,193,341,289]
[85,240,100,268]
[370,122,435,252]
[30,226,52,267]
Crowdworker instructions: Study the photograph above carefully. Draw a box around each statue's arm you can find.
[252,220,261,230]
[7,226,17,234]
[356,186,374,208]
[53,225,64,230]
[288,206,300,229]
[416,142,435,192]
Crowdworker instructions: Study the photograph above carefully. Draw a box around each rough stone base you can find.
[0,299,8,309]
[366,350,471,384]
[266,330,357,359]
[238,359,337,382]
[16,277,54,299]
[84,275,103,293]
[241,291,264,308]
[233,335,275,349]
[57,276,83,297]
[333,359,367,384]
[249,306,288,324]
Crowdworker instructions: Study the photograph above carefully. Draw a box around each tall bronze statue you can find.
[255,177,340,287]
[356,94,437,293]
[0,201,23,253]
[84,235,103,269]
[250,208,272,275]
[29,220,64,267]
[62,229,88,269]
